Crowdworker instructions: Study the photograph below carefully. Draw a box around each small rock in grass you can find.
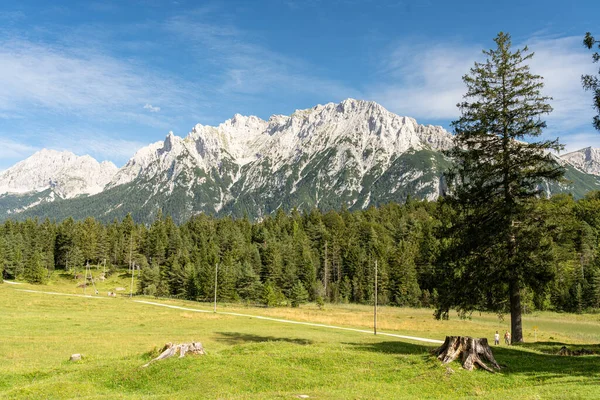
[69,354,82,362]
[296,396,310,399]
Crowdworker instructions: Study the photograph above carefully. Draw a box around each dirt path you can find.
[7,286,443,345]
[15,288,107,298]
[134,300,444,344]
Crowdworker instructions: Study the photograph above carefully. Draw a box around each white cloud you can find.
[0,138,39,160]
[0,39,189,127]
[143,103,161,113]
[369,41,480,120]
[370,35,599,151]
[165,14,359,102]
[559,132,600,154]
[526,36,597,135]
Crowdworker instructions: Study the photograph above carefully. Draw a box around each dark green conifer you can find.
[440,32,564,343]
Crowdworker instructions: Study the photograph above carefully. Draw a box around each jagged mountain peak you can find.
[0,149,117,199]
[561,147,600,176]
[2,98,600,223]
[107,99,455,191]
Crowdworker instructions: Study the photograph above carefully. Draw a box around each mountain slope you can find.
[0,150,117,218]
[8,100,456,222]
[2,99,600,223]
[561,147,600,176]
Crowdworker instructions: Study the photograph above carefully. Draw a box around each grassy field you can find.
[1,275,600,399]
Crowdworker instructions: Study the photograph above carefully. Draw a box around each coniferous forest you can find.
[2,192,600,315]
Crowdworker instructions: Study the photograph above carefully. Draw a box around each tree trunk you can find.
[434,336,501,372]
[509,278,523,343]
[142,342,206,367]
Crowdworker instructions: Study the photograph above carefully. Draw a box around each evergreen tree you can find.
[24,250,47,284]
[290,281,309,307]
[439,32,564,342]
[262,281,286,307]
[592,269,600,309]
[237,261,263,301]
[582,33,600,131]
[139,262,160,296]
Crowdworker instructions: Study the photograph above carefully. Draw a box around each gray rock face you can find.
[1,99,599,223]
[561,147,600,176]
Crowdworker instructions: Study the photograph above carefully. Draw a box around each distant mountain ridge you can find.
[561,147,600,176]
[1,99,599,223]
[0,150,117,216]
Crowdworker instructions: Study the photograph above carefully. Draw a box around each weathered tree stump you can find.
[142,342,205,368]
[434,336,501,373]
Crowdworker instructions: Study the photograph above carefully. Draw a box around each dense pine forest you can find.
[2,192,600,314]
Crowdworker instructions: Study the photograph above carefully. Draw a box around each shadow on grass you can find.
[58,272,75,279]
[215,332,314,346]
[518,341,600,355]
[346,340,433,355]
[348,340,600,380]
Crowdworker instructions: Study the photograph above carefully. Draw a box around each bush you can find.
[263,282,287,307]
[143,284,157,297]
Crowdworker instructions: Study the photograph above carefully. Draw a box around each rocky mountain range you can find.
[1,99,599,223]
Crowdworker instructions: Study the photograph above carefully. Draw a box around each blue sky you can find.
[0,0,599,170]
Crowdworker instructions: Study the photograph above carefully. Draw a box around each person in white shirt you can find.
[494,331,500,345]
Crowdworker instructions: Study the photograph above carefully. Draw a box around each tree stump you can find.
[434,336,501,372]
[142,342,205,368]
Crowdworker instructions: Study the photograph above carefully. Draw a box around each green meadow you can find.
[1,276,599,399]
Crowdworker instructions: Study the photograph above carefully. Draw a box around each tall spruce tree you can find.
[439,32,564,343]
[582,33,600,131]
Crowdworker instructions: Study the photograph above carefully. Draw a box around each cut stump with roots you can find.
[142,342,206,368]
[434,336,501,373]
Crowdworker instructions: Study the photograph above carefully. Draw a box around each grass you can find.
[1,274,600,399]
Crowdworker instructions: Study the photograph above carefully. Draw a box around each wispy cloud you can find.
[369,39,478,120]
[559,132,600,154]
[370,35,600,151]
[0,137,39,161]
[526,36,597,137]
[165,12,359,102]
[143,103,161,113]
[0,38,189,127]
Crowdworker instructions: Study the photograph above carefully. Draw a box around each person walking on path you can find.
[494,331,500,345]
[504,331,511,345]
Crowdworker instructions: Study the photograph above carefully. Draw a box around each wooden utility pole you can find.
[130,234,135,274]
[130,263,135,298]
[84,262,87,295]
[214,263,219,313]
[374,259,378,335]
[323,241,328,297]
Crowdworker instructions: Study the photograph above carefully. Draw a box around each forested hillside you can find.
[2,193,600,313]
